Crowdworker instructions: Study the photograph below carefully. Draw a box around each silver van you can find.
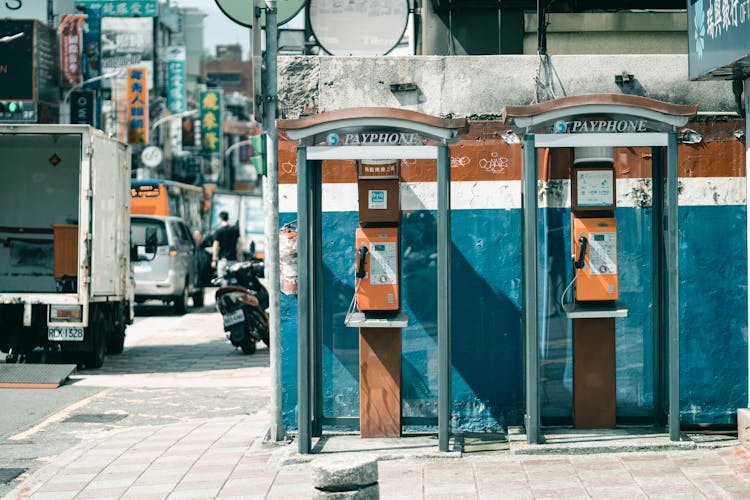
[131,215,205,314]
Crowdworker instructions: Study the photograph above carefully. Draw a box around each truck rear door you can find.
[90,133,129,296]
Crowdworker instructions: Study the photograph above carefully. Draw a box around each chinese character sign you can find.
[75,1,158,17]
[200,90,223,153]
[127,67,149,144]
[688,0,750,79]
[60,15,86,87]
[166,46,186,114]
[81,6,101,88]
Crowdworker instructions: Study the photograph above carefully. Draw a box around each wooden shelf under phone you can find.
[564,302,628,319]
[345,312,409,328]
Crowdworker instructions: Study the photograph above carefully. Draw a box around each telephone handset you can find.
[574,234,588,270]
[356,245,369,280]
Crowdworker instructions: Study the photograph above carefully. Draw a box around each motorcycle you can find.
[213,260,269,354]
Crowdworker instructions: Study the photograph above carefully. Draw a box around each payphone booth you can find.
[277,108,467,454]
[503,94,697,444]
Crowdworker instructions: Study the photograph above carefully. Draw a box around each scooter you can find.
[213,260,269,354]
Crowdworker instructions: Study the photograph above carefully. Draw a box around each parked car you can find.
[131,215,205,314]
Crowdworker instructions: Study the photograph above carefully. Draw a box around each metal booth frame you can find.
[277,108,468,454]
[503,94,697,444]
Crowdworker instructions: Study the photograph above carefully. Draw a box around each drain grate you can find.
[63,413,128,423]
[0,468,26,484]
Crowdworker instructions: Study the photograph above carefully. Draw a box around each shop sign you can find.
[70,90,95,125]
[60,15,86,87]
[127,67,148,144]
[81,5,102,89]
[551,119,649,134]
[688,0,750,80]
[181,116,196,147]
[166,46,186,114]
[325,131,425,146]
[0,20,33,100]
[101,17,153,89]
[75,1,158,17]
[200,90,223,153]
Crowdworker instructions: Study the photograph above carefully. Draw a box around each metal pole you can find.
[437,144,451,452]
[666,131,680,441]
[312,160,324,438]
[746,77,750,409]
[651,146,665,428]
[296,146,310,454]
[262,0,285,443]
[522,135,539,444]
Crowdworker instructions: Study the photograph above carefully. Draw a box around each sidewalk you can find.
[5,408,750,499]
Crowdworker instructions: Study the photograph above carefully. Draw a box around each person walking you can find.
[211,211,242,281]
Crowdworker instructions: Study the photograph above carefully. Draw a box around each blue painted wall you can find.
[280,205,748,430]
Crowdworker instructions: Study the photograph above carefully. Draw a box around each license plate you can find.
[223,309,244,327]
[48,326,84,341]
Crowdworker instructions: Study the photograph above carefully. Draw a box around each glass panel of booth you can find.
[536,146,655,420]
[303,156,442,422]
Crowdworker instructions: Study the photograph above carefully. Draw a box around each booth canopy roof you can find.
[502,94,698,132]
[277,107,469,142]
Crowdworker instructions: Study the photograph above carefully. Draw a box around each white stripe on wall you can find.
[278,177,746,213]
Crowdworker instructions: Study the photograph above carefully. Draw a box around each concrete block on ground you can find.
[312,455,378,490]
[738,408,750,449]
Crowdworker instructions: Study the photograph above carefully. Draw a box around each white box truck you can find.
[0,125,133,368]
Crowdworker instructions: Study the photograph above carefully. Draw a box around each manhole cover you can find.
[0,468,26,484]
[63,413,127,423]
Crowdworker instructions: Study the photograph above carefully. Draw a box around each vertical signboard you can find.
[166,46,186,114]
[181,116,195,147]
[127,67,148,144]
[70,89,96,125]
[60,14,86,87]
[101,17,154,89]
[81,5,102,88]
[688,0,750,80]
[35,21,58,103]
[75,1,158,17]
[200,90,223,153]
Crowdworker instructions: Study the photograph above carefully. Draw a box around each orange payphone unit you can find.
[567,147,624,429]
[347,158,405,439]
[572,217,618,301]
[352,159,401,313]
[569,149,618,303]
[355,227,399,310]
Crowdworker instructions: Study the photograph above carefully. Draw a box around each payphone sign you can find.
[573,217,618,301]
[356,227,399,311]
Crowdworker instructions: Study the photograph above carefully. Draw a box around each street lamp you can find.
[62,69,124,125]
[150,109,198,135]
[63,69,124,106]
[0,32,24,43]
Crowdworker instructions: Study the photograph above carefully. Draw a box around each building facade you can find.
[275,52,746,432]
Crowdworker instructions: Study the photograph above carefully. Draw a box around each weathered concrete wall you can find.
[278,54,736,119]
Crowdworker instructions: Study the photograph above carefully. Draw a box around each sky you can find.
[169,0,252,59]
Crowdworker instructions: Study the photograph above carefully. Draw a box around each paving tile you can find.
[577,469,635,487]
[585,486,649,499]
[32,480,90,494]
[218,477,274,496]
[265,482,314,499]
[28,492,79,500]
[75,486,128,499]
